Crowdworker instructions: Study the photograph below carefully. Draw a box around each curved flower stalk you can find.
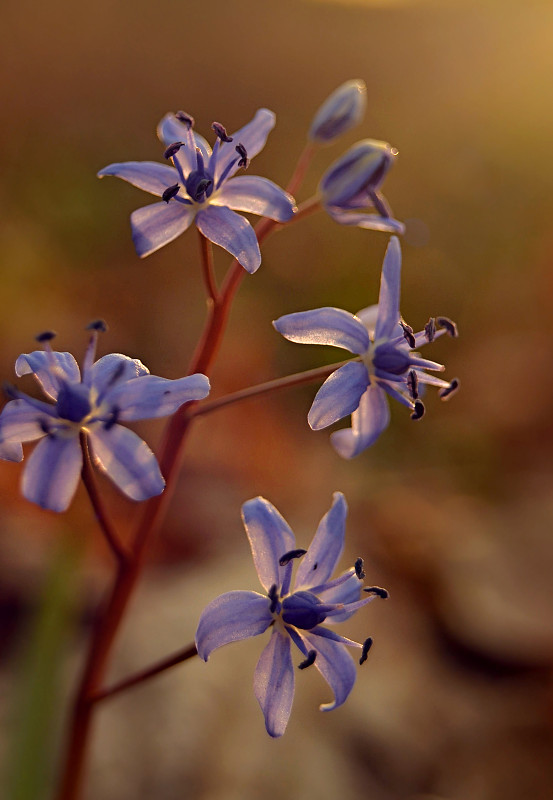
[196,492,386,737]
[274,236,459,457]
[319,139,404,234]
[0,323,210,512]
[98,109,296,273]
[309,79,367,144]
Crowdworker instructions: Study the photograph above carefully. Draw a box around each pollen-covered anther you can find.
[175,111,194,128]
[35,330,57,343]
[410,399,425,421]
[407,369,419,400]
[268,584,279,614]
[211,122,233,143]
[279,548,307,566]
[400,320,416,348]
[438,377,459,400]
[363,586,389,599]
[359,637,373,665]
[164,141,185,160]
[425,317,436,342]
[354,557,366,580]
[298,650,317,670]
[437,316,458,338]
[162,183,180,203]
[236,143,249,169]
[86,319,108,333]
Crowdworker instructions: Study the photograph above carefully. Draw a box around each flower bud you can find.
[309,79,366,144]
[319,139,397,206]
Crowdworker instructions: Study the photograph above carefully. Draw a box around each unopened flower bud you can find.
[309,79,366,144]
[319,139,397,206]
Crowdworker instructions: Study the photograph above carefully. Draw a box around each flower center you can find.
[281,591,329,630]
[56,382,92,423]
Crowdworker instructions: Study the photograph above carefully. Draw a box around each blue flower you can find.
[0,324,210,512]
[319,139,404,234]
[309,79,367,144]
[196,492,384,737]
[98,109,296,273]
[274,236,458,457]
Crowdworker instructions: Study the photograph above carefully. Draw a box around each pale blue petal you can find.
[0,440,23,462]
[110,374,210,420]
[308,361,368,430]
[274,308,369,354]
[300,629,357,712]
[89,354,149,394]
[317,570,363,622]
[87,425,164,501]
[196,205,260,273]
[309,79,366,143]
[97,161,179,197]
[254,629,294,738]
[326,206,405,234]
[15,351,80,400]
[156,113,211,171]
[241,497,296,593]
[22,436,82,512]
[214,109,275,183]
[212,176,295,221]
[131,201,195,258]
[0,399,49,443]
[375,236,402,340]
[330,384,390,458]
[195,591,273,661]
[295,492,347,589]
[355,305,379,336]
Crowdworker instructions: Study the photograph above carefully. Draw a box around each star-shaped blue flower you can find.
[274,236,458,457]
[196,492,384,737]
[0,324,210,512]
[98,109,296,273]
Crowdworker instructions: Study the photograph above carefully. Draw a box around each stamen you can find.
[354,557,365,580]
[211,122,233,143]
[368,189,391,218]
[400,320,416,348]
[162,183,180,203]
[298,650,317,670]
[3,382,19,400]
[279,548,307,566]
[363,586,389,599]
[313,562,318,570]
[268,584,279,614]
[164,142,185,160]
[175,111,195,128]
[359,637,373,665]
[425,317,436,342]
[86,319,108,333]
[436,316,458,338]
[235,143,249,169]
[35,330,57,342]
[410,399,425,421]
[406,369,419,400]
[438,377,459,400]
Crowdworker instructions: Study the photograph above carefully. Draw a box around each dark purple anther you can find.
[438,377,459,400]
[400,320,416,349]
[407,369,419,400]
[175,111,195,128]
[425,317,436,342]
[359,637,373,665]
[354,557,365,580]
[298,650,317,670]
[410,400,425,421]
[279,548,307,566]
[86,319,108,333]
[211,122,233,143]
[268,584,279,614]
[35,330,57,342]
[437,316,458,338]
[164,141,185,160]
[363,586,389,599]
[236,143,249,169]
[162,183,180,203]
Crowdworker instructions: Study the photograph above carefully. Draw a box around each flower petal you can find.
[195,590,273,661]
[295,492,347,589]
[241,497,296,593]
[326,206,405,234]
[214,109,275,184]
[15,351,80,400]
[254,629,294,738]
[300,629,357,712]
[330,384,390,458]
[89,354,149,394]
[212,176,295,222]
[110,374,210,420]
[308,361,368,430]
[375,236,402,340]
[0,399,49,443]
[131,201,195,258]
[156,113,211,171]
[274,308,370,354]
[22,436,82,512]
[87,425,164,501]
[0,439,23,462]
[97,161,179,197]
[355,304,379,337]
[196,205,260,273]
[309,79,366,143]
[316,570,363,622]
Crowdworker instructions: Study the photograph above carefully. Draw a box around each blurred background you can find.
[1,0,553,798]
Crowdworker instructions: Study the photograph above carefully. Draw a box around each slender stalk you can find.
[286,142,317,196]
[91,644,198,703]
[198,231,219,303]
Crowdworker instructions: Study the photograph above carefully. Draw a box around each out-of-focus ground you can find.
[1,0,553,798]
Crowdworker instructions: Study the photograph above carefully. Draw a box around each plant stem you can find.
[198,231,219,303]
[286,142,317,196]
